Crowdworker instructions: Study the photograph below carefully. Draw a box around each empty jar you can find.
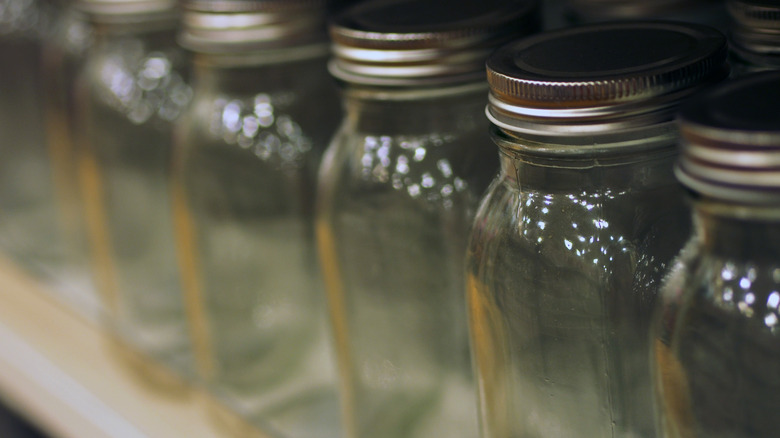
[727,0,780,75]
[0,0,69,283]
[653,71,780,438]
[466,21,727,438]
[316,1,539,437]
[172,1,342,437]
[74,0,194,379]
[40,2,101,318]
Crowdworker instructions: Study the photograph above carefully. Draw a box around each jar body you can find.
[76,23,193,376]
[172,52,342,438]
[317,87,496,438]
[653,203,780,438]
[40,5,99,317]
[467,131,690,438]
[0,0,62,277]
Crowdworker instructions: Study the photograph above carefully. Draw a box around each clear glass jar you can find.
[653,71,780,438]
[0,0,62,273]
[317,1,539,437]
[74,0,194,378]
[172,2,342,437]
[727,0,780,76]
[466,22,727,438]
[40,3,100,318]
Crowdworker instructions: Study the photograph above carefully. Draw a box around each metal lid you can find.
[728,0,780,64]
[486,21,728,136]
[75,0,177,20]
[179,0,329,52]
[728,0,780,28]
[329,0,540,86]
[566,0,703,20]
[676,71,780,204]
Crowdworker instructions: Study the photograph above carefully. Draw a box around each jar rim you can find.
[329,0,540,86]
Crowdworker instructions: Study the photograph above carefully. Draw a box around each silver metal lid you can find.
[75,0,177,20]
[486,21,728,136]
[566,0,704,20]
[728,0,780,28]
[676,71,780,204]
[179,0,328,52]
[329,0,540,86]
[728,0,780,64]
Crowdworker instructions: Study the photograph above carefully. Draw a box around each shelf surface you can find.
[0,257,227,438]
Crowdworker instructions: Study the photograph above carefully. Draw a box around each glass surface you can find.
[653,202,780,438]
[76,20,194,376]
[317,86,496,438]
[40,5,100,317]
[0,1,58,272]
[172,52,342,438]
[466,129,691,438]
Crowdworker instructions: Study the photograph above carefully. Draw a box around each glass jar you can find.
[74,0,194,379]
[466,22,728,438]
[40,2,100,319]
[727,0,780,75]
[172,2,342,437]
[0,1,62,273]
[653,71,780,438]
[316,1,539,437]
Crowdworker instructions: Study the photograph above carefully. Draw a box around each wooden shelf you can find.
[0,257,229,438]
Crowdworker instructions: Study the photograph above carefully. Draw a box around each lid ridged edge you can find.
[728,0,780,28]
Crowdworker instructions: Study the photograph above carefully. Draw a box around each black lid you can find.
[676,71,780,204]
[486,21,728,136]
[329,0,540,86]
[567,0,705,21]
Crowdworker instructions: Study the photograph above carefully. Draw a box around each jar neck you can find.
[694,200,780,260]
[341,82,488,134]
[91,15,178,37]
[190,52,330,95]
[495,124,680,193]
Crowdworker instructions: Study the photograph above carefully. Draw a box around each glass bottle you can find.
[727,0,780,75]
[74,0,194,379]
[316,1,539,437]
[172,1,342,437]
[466,21,728,438]
[653,71,780,438]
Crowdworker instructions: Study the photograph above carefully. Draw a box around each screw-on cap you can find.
[179,0,328,52]
[486,21,727,136]
[728,0,780,28]
[566,0,703,20]
[728,0,780,67]
[676,71,780,204]
[75,0,177,20]
[329,0,540,86]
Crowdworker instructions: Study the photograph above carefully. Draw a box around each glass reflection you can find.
[357,134,468,209]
